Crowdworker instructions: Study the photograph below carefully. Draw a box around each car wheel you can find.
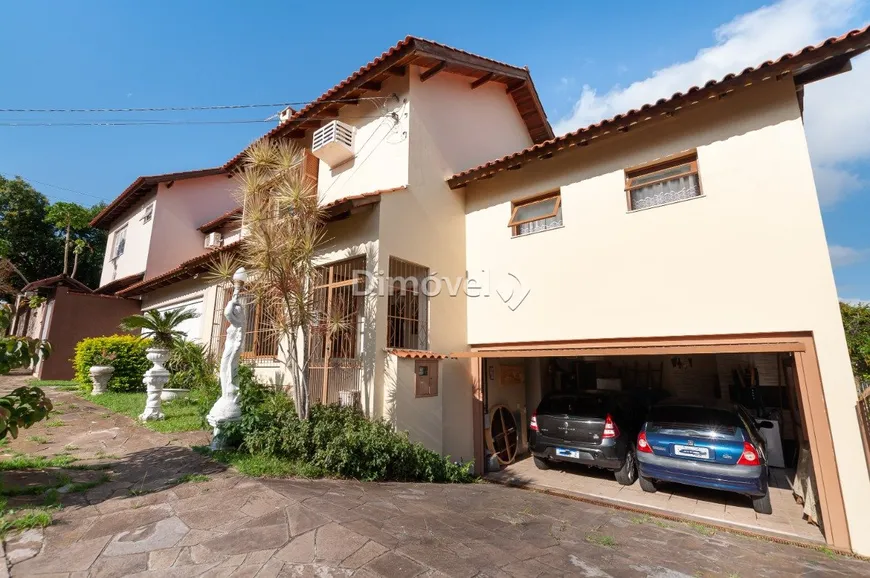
[614,450,637,486]
[639,474,657,493]
[533,456,550,470]
[752,490,772,515]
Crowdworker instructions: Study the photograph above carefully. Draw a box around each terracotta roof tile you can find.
[447,25,870,189]
[322,185,406,213]
[386,349,453,360]
[22,274,92,293]
[91,168,227,229]
[199,207,242,233]
[94,272,145,295]
[223,36,552,170]
[117,241,240,297]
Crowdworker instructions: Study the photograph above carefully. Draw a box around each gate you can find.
[308,256,366,405]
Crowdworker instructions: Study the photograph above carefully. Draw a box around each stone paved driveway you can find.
[2,375,869,577]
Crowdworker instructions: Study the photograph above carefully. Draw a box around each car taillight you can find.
[603,414,619,438]
[530,411,538,432]
[736,442,760,466]
[637,431,653,453]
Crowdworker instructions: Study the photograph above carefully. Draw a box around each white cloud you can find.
[812,163,864,206]
[553,0,869,207]
[829,244,868,267]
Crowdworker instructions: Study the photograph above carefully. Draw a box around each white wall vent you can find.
[311,120,355,168]
[204,231,222,249]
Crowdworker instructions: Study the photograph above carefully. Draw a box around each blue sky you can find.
[2,0,869,299]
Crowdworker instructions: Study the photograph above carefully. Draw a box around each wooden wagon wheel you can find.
[488,404,519,465]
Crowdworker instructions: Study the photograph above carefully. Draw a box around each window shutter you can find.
[304,150,319,186]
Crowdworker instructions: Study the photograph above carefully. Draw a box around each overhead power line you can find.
[0,113,392,128]
[1,171,105,202]
[0,96,391,114]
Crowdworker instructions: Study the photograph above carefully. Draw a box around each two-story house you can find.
[95,30,870,554]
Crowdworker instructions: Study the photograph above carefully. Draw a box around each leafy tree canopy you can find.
[840,301,870,383]
[0,175,106,292]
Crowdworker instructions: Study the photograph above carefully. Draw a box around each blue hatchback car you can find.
[636,399,774,514]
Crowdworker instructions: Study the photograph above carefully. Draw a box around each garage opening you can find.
[480,351,825,544]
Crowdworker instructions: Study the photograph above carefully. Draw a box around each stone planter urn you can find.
[88,366,114,396]
[160,388,190,402]
[139,348,171,421]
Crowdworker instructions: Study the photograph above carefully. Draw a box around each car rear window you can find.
[647,406,743,439]
[537,393,618,418]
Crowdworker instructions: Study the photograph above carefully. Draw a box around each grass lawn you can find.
[193,447,325,478]
[82,392,206,433]
[28,380,79,390]
[28,379,206,434]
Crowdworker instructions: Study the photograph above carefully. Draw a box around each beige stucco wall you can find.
[407,66,534,174]
[147,175,237,279]
[315,74,410,206]
[385,353,443,454]
[98,193,156,287]
[311,208,381,416]
[364,66,537,463]
[462,78,870,554]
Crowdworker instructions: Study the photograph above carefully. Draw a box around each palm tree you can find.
[120,309,199,349]
[207,139,326,420]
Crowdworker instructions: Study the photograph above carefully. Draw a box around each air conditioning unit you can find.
[338,390,361,409]
[311,120,355,168]
[204,231,222,249]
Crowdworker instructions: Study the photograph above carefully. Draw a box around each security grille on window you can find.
[387,257,429,350]
[242,297,280,359]
[308,256,366,405]
[112,225,127,259]
[626,153,701,211]
[508,192,562,237]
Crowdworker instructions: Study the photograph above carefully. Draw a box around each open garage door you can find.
[460,333,850,551]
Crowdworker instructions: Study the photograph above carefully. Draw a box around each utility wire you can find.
[0,96,391,114]
[0,113,391,128]
[1,171,105,202]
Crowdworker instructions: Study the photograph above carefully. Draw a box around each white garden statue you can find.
[207,267,248,449]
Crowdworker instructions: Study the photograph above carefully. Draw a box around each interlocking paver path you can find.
[2,372,869,577]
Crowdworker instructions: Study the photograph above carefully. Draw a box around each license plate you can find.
[555,448,580,459]
[673,444,710,459]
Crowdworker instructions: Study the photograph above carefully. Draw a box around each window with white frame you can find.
[508,191,563,237]
[141,203,154,224]
[625,153,701,211]
[111,225,127,259]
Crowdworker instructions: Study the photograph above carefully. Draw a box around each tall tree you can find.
[0,175,61,288]
[210,140,331,420]
[840,301,870,383]
[0,176,106,290]
[45,201,93,275]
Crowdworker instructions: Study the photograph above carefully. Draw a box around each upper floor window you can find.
[111,225,127,259]
[141,204,154,224]
[625,153,701,211]
[508,192,563,237]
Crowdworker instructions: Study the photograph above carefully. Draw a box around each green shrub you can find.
[167,340,217,391]
[73,335,151,392]
[225,387,473,484]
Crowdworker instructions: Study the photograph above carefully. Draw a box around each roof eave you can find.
[91,168,227,230]
[446,25,870,190]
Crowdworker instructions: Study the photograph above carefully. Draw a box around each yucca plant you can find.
[208,140,326,420]
[119,309,199,349]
